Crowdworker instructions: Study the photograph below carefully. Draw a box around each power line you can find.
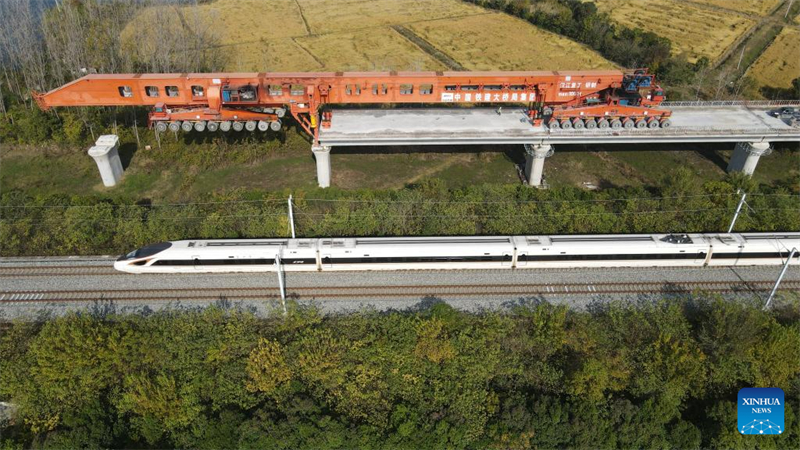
[1,193,795,209]
[0,198,287,209]
[298,193,745,204]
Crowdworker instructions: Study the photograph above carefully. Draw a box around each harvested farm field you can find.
[747,27,800,90]
[689,0,782,16]
[122,0,616,72]
[406,13,617,71]
[592,0,756,63]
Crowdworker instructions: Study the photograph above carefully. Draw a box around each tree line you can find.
[462,0,800,100]
[0,0,225,112]
[2,171,798,257]
[1,297,798,449]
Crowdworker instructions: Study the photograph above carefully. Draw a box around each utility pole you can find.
[786,0,794,18]
[727,191,747,233]
[274,253,287,316]
[288,195,296,239]
[764,248,797,310]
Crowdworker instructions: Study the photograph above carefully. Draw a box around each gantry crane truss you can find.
[34,69,672,143]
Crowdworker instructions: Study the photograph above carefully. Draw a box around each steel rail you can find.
[2,280,797,304]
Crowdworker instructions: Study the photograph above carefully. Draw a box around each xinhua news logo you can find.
[738,388,784,435]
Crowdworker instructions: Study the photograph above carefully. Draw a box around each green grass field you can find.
[3,133,797,202]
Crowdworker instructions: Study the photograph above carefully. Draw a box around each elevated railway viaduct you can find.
[34,70,800,187]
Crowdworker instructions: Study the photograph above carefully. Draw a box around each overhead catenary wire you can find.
[2,192,795,209]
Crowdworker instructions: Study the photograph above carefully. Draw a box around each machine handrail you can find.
[662,100,800,107]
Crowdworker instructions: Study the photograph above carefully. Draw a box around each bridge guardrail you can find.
[661,100,800,107]
[548,125,800,137]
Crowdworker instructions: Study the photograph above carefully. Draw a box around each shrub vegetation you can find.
[1,298,798,448]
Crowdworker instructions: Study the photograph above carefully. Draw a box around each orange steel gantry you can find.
[34,69,672,142]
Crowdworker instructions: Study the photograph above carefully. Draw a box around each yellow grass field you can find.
[747,27,800,89]
[297,0,486,34]
[122,0,616,72]
[689,0,782,16]
[592,0,756,63]
[408,13,617,71]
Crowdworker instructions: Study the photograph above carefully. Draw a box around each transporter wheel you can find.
[610,119,622,129]
[219,121,232,132]
[275,108,286,118]
[181,121,193,132]
[548,119,560,129]
[572,118,585,129]
[648,117,660,129]
[270,120,282,131]
[206,121,220,132]
[597,118,610,129]
[542,106,553,116]
[584,118,597,129]
[635,119,647,129]
[245,120,257,132]
[623,118,635,129]
[232,121,244,132]
[560,118,573,129]
[194,121,206,132]
[257,120,269,132]
[168,121,181,133]
[660,118,672,128]
[154,122,168,133]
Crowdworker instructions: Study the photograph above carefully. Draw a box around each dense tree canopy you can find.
[2,171,798,257]
[0,298,798,448]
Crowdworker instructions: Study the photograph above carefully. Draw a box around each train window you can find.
[444,85,457,91]
[268,85,282,96]
[118,86,133,98]
[345,84,361,95]
[191,85,204,97]
[509,85,526,91]
[290,84,304,96]
[399,84,413,95]
[419,84,433,95]
[461,85,478,91]
[372,83,388,95]
[165,86,179,97]
[483,85,502,91]
[144,86,159,97]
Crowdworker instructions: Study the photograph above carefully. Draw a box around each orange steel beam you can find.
[34,70,627,109]
[33,69,671,141]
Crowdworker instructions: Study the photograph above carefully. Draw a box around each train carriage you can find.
[114,233,800,274]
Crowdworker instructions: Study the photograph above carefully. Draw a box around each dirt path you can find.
[390,25,465,71]
[715,0,799,73]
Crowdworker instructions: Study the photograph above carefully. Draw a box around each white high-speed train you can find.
[114,233,799,273]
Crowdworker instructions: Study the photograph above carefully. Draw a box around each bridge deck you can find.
[318,105,800,146]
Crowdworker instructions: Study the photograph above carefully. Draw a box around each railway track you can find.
[1,280,796,304]
[0,265,120,277]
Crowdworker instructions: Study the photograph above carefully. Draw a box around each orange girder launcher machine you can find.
[33,69,671,143]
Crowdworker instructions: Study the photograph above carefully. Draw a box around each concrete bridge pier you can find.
[88,134,123,187]
[312,144,332,188]
[727,141,771,176]
[524,143,553,187]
